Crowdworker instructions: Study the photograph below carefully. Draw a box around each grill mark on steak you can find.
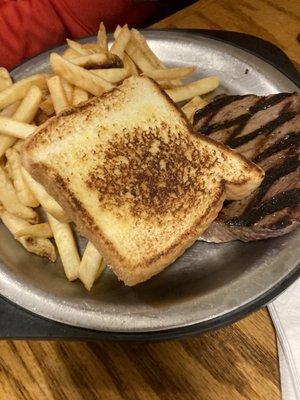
[196,93,294,138]
[196,113,249,135]
[249,93,292,113]
[193,95,247,125]
[247,155,300,209]
[253,131,300,162]
[227,112,296,148]
[194,92,300,241]
[226,189,300,227]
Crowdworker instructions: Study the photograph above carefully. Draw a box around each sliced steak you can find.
[194,93,300,242]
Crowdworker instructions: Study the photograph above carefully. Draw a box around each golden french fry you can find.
[113,25,122,39]
[47,213,80,281]
[144,66,196,81]
[92,68,129,83]
[12,85,42,123]
[0,116,36,139]
[130,29,181,86]
[0,166,38,222]
[70,53,123,69]
[63,47,81,60]
[61,79,73,104]
[0,68,13,92]
[123,53,138,76]
[110,24,131,60]
[34,109,49,126]
[0,209,56,261]
[5,148,39,207]
[0,74,49,110]
[21,167,69,223]
[72,87,89,106]
[166,76,220,103]
[97,22,108,50]
[82,43,105,52]
[50,53,114,96]
[47,75,69,114]
[125,43,153,73]
[12,140,24,152]
[79,241,106,290]
[130,29,162,68]
[0,101,20,117]
[0,103,25,157]
[15,222,53,238]
[39,96,55,116]
[0,86,41,155]
[66,39,94,55]
[181,96,207,122]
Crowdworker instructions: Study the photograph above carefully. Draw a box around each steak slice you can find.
[194,93,300,242]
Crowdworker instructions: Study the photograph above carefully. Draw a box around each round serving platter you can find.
[0,30,299,336]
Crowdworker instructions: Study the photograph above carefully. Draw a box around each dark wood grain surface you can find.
[0,310,279,400]
[2,0,300,398]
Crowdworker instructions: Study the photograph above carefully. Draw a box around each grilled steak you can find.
[193,92,300,242]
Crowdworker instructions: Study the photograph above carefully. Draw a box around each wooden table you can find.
[1,1,299,399]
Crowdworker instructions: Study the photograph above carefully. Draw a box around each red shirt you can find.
[0,0,157,70]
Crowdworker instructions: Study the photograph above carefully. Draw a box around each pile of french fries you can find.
[0,23,219,290]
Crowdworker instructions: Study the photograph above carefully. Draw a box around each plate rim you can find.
[3,29,300,339]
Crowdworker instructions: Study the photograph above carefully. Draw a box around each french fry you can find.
[130,29,181,86]
[72,87,89,106]
[15,222,53,239]
[5,148,39,207]
[70,53,123,69]
[0,209,56,262]
[97,22,108,51]
[0,68,13,92]
[110,24,131,60]
[79,241,106,291]
[125,40,153,73]
[144,66,196,81]
[21,167,69,223]
[82,43,105,52]
[0,166,38,222]
[92,68,129,83]
[0,74,49,110]
[12,140,24,152]
[130,28,162,68]
[61,79,73,104]
[0,86,42,155]
[0,101,20,117]
[66,39,94,55]
[114,26,137,80]
[166,76,220,103]
[0,103,22,157]
[39,96,55,116]
[63,47,81,60]
[113,25,122,39]
[123,53,138,76]
[35,109,49,126]
[47,75,69,114]
[47,213,80,281]
[50,53,114,96]
[0,116,36,139]
[181,96,207,122]
[12,85,42,123]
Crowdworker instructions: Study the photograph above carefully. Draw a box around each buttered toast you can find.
[22,76,264,285]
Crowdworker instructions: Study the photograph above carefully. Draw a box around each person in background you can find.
[0,0,159,70]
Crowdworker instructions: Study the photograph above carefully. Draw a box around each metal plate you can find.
[0,30,299,333]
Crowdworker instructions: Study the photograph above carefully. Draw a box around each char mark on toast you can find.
[196,93,300,242]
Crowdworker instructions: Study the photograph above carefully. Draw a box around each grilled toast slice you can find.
[22,76,264,285]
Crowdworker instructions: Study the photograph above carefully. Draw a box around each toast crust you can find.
[22,76,264,285]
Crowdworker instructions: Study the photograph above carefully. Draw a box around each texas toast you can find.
[22,76,264,285]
